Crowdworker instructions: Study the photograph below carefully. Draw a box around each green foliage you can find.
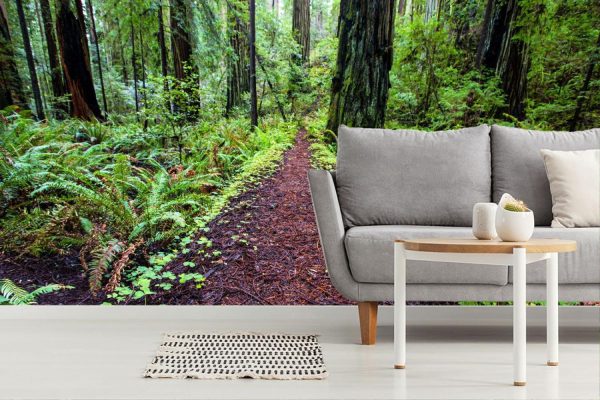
[0,278,72,305]
[0,113,295,300]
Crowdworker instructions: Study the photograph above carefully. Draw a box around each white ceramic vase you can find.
[472,203,498,240]
[495,194,534,242]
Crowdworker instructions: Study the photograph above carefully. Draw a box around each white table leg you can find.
[394,242,406,369]
[547,252,559,366]
[513,248,527,386]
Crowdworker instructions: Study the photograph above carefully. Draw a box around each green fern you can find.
[89,240,123,295]
[0,278,73,305]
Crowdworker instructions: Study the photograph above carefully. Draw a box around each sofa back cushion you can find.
[491,125,600,226]
[336,125,492,227]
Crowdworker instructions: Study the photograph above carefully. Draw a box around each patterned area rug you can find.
[144,333,328,380]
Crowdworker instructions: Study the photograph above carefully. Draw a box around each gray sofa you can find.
[308,124,600,344]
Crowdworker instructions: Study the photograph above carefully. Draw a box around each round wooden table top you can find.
[396,238,577,254]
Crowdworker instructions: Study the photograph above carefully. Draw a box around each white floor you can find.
[0,306,598,400]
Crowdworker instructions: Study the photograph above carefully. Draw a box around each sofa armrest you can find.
[308,169,359,300]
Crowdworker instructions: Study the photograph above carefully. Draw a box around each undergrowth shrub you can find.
[0,113,296,298]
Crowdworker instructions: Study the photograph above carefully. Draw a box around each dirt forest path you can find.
[153,130,351,305]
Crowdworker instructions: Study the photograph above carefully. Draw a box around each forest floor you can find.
[0,130,350,305]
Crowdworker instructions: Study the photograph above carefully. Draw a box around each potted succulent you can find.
[495,194,535,242]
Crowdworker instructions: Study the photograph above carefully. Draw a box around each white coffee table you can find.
[393,238,577,386]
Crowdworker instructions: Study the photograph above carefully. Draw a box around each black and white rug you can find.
[144,332,328,380]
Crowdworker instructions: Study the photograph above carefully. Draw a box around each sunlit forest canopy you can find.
[0,0,597,129]
[0,0,598,304]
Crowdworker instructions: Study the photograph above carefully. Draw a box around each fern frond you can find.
[0,278,29,304]
[21,284,73,304]
[0,279,72,305]
[89,240,123,295]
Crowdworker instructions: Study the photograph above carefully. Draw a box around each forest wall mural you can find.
[0,0,598,305]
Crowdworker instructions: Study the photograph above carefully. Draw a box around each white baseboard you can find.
[0,305,598,328]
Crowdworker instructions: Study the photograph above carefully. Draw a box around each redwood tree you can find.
[86,0,107,113]
[15,0,45,119]
[226,0,249,114]
[326,0,396,133]
[55,0,103,120]
[39,0,67,111]
[477,0,529,120]
[0,0,26,109]
[292,0,309,63]
[170,0,192,81]
[249,0,257,128]
[157,0,168,80]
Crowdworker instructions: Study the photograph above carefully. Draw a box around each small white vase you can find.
[495,206,534,242]
[472,203,498,240]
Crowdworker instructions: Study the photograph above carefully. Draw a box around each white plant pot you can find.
[495,206,534,242]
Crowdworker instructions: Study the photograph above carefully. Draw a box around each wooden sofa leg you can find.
[358,301,378,345]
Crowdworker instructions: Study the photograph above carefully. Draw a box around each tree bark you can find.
[157,1,168,79]
[39,0,67,112]
[569,31,600,131]
[249,0,257,128]
[226,0,249,114]
[170,0,192,81]
[477,0,529,120]
[15,0,45,119]
[326,0,396,133]
[55,0,103,120]
[292,0,309,63]
[495,0,528,120]
[475,0,494,67]
[86,0,107,114]
[116,18,128,82]
[397,0,405,15]
[424,0,438,22]
[33,0,51,112]
[0,0,26,109]
[130,15,138,112]
[139,27,146,105]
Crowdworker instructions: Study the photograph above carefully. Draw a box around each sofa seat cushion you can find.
[507,227,600,284]
[491,125,600,226]
[336,125,492,227]
[344,226,508,285]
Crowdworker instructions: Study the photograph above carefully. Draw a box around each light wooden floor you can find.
[0,306,598,400]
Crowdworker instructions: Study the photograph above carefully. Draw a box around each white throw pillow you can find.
[540,149,600,228]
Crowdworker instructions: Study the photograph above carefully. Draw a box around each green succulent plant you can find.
[503,199,529,212]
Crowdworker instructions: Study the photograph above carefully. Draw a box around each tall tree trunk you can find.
[86,0,107,114]
[116,18,128,82]
[55,0,102,120]
[292,0,309,63]
[249,0,257,128]
[397,0,405,15]
[39,0,67,113]
[157,1,171,113]
[226,0,249,114]
[33,0,51,112]
[326,0,396,133]
[15,0,45,119]
[475,0,494,67]
[495,0,528,120]
[157,1,168,79]
[477,0,529,120]
[424,0,438,22]
[130,15,138,112]
[170,0,192,81]
[139,28,146,105]
[569,31,600,131]
[0,0,27,109]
